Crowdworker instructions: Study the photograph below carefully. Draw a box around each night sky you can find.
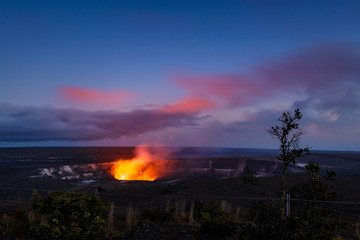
[1,0,360,150]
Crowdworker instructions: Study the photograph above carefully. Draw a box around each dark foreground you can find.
[1,147,360,239]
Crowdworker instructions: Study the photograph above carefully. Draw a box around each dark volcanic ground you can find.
[0,147,360,220]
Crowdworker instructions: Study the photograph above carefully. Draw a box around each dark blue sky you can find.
[1,0,360,150]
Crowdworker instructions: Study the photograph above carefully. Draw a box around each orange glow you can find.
[111,158,158,181]
[110,146,170,181]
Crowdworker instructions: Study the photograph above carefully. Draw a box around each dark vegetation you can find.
[0,191,108,240]
[1,109,359,239]
[239,161,349,240]
[30,191,108,240]
[240,109,349,240]
[0,166,354,239]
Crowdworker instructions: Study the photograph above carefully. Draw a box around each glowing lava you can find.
[111,158,158,181]
[110,146,169,181]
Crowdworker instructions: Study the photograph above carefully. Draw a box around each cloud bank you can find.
[1,44,360,150]
[0,104,201,142]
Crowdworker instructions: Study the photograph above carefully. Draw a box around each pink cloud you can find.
[159,97,217,114]
[172,45,360,108]
[173,74,267,107]
[58,86,134,105]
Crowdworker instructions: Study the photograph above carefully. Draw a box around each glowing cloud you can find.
[160,97,217,114]
[59,86,134,105]
[173,74,266,107]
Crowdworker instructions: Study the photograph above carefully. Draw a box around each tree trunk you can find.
[280,164,288,219]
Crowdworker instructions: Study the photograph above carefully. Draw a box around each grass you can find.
[1,196,359,239]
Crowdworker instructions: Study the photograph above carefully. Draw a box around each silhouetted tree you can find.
[267,108,309,218]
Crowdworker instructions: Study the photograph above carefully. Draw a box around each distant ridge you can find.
[0,146,358,153]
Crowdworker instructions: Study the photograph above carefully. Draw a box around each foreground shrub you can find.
[238,201,283,240]
[0,217,8,239]
[0,205,31,239]
[30,190,108,240]
[142,208,173,223]
[239,162,349,240]
[199,205,237,238]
